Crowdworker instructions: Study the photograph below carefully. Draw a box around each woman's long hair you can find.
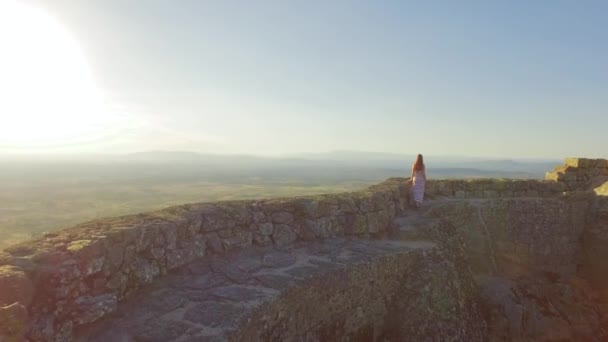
[413,154,424,171]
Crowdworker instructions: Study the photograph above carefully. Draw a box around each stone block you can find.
[205,233,224,254]
[466,190,483,199]
[565,158,592,168]
[355,194,376,212]
[73,294,117,325]
[336,213,367,236]
[366,210,391,234]
[166,249,195,269]
[316,217,338,238]
[66,239,107,277]
[159,223,178,250]
[527,190,539,197]
[0,266,34,306]
[259,222,274,236]
[105,272,128,293]
[553,165,572,173]
[594,159,608,168]
[272,212,294,224]
[200,206,236,232]
[586,168,603,177]
[222,231,252,252]
[545,172,563,181]
[292,198,321,218]
[301,219,328,239]
[252,210,267,223]
[253,232,273,246]
[483,190,499,198]
[131,258,160,284]
[272,224,298,246]
[501,190,514,198]
[0,303,28,341]
[217,229,234,239]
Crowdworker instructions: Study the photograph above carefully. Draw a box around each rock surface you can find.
[76,238,486,341]
[478,275,607,341]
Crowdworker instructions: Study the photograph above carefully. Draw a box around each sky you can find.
[0,0,606,158]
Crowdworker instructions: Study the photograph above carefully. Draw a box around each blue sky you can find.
[12,0,608,157]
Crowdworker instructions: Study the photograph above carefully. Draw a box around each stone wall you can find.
[235,237,486,341]
[581,190,608,303]
[545,157,608,190]
[424,195,593,278]
[425,178,567,200]
[422,194,606,340]
[0,178,411,341]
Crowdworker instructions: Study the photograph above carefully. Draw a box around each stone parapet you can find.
[77,238,486,341]
[0,178,411,340]
[425,178,567,199]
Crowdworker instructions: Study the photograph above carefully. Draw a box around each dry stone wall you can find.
[235,237,486,341]
[0,178,411,341]
[545,157,608,190]
[425,178,567,200]
[424,195,592,277]
[582,189,608,303]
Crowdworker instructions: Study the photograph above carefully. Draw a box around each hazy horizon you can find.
[1,1,606,158]
[0,148,564,162]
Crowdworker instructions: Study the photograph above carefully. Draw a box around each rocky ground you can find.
[70,196,608,341]
[410,199,608,342]
[75,238,443,341]
[74,200,492,342]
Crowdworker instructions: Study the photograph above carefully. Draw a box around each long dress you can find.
[412,170,425,205]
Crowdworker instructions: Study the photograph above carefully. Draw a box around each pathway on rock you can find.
[76,236,437,341]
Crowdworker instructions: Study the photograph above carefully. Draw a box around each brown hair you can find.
[413,154,424,171]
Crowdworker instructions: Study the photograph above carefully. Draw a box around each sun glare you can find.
[0,1,117,149]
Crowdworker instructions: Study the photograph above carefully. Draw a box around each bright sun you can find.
[0,1,115,149]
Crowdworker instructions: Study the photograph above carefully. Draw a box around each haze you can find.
[1,0,606,158]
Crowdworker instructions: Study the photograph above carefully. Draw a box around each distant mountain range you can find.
[129,150,559,177]
[0,150,561,179]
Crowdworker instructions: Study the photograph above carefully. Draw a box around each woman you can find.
[410,154,426,208]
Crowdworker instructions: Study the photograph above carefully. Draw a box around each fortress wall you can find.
[545,157,608,190]
[424,194,593,278]
[545,158,608,302]
[425,178,567,199]
[235,241,486,341]
[582,195,608,302]
[0,178,411,340]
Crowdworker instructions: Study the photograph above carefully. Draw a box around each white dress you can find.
[412,170,425,204]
